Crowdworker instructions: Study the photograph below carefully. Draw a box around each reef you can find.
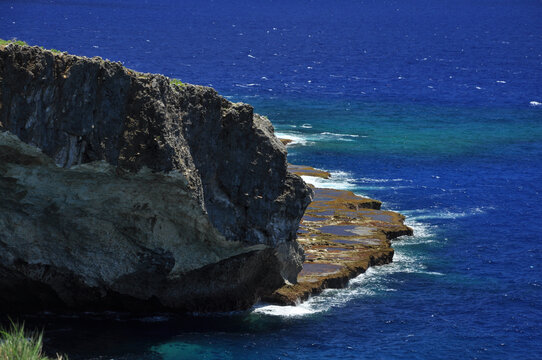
[263,164,413,305]
[0,43,312,313]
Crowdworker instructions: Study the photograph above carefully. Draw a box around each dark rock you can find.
[0,44,312,312]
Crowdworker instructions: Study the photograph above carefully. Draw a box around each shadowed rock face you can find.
[0,44,312,312]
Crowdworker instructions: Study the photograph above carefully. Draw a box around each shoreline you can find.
[264,163,413,305]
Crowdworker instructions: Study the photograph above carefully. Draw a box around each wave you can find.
[529,101,541,107]
[320,132,362,138]
[274,129,369,147]
[403,207,487,220]
[300,170,358,191]
[274,132,311,146]
[234,83,260,88]
[358,177,412,183]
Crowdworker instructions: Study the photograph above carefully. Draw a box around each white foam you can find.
[274,132,310,146]
[403,207,486,220]
[496,80,506,84]
[301,123,312,128]
[301,170,357,190]
[321,132,361,138]
[530,101,541,107]
[252,303,316,317]
[358,177,411,183]
[234,83,260,87]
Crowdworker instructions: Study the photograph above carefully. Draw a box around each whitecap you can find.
[234,83,260,88]
[301,123,312,128]
[321,132,360,138]
[529,101,541,107]
[358,177,411,183]
[403,207,486,220]
[301,170,357,190]
[274,132,310,146]
[496,80,506,84]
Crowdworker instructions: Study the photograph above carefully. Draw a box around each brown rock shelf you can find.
[263,165,413,305]
[287,164,331,179]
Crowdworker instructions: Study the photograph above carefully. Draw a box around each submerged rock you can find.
[0,44,312,312]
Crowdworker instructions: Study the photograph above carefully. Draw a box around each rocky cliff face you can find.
[0,44,312,312]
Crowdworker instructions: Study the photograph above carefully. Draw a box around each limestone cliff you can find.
[0,44,312,312]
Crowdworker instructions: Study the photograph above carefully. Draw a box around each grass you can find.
[170,78,185,87]
[0,38,28,46]
[0,322,66,360]
[0,38,61,53]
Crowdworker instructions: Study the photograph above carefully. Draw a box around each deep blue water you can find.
[1,0,542,359]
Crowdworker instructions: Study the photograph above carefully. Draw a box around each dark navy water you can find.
[1,0,542,359]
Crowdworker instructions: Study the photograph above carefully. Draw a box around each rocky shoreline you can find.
[264,163,413,305]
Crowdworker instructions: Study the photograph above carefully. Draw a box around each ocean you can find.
[1,0,541,358]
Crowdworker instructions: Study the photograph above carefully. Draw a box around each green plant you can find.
[0,38,28,46]
[0,39,61,54]
[0,322,66,360]
[170,78,184,87]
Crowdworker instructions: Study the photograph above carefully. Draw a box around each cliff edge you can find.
[0,44,312,312]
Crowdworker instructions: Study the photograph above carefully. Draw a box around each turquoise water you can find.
[1,0,541,358]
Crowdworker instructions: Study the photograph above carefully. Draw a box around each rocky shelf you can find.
[264,164,413,305]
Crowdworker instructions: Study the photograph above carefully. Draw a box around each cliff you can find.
[0,43,312,312]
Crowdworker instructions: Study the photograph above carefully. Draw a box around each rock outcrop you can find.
[0,44,312,312]
[263,165,413,305]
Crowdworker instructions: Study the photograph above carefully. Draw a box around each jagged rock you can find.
[0,44,312,312]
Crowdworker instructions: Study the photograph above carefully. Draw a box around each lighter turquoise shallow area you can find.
[251,99,542,158]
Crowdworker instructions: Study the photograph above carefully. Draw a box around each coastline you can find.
[264,162,413,305]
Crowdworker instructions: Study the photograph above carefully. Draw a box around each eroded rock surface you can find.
[0,44,312,312]
[263,165,413,305]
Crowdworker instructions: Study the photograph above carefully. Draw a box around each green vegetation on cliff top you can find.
[0,38,60,53]
[0,38,184,90]
[0,322,66,360]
